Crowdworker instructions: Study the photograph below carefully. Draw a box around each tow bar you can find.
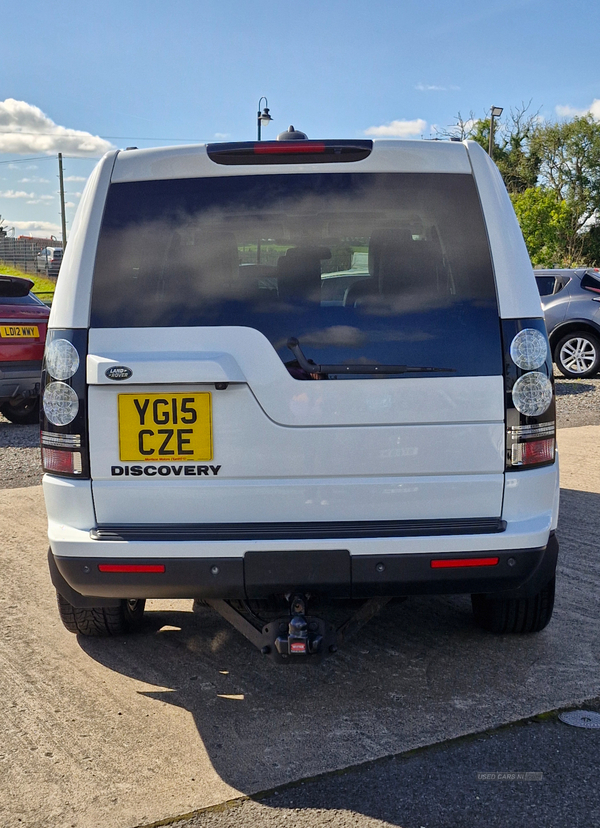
[206,594,392,663]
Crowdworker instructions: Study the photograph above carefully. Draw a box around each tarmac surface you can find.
[171,704,600,828]
[0,426,599,828]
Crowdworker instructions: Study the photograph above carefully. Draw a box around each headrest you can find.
[369,229,435,295]
[368,228,413,276]
[277,247,328,301]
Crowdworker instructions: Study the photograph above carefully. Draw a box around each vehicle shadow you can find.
[77,486,600,824]
[554,380,596,395]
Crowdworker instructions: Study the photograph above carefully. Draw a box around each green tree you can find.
[494,104,542,194]
[441,103,541,194]
[444,108,600,265]
[511,187,582,266]
[581,225,600,267]
[531,114,600,232]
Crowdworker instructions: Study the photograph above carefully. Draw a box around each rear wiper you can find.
[287,337,456,376]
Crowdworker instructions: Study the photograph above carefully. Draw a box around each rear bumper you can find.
[50,535,559,606]
[0,360,41,403]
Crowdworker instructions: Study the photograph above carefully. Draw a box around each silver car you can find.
[536,268,600,378]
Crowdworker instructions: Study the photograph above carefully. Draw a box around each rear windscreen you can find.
[0,293,42,305]
[91,172,502,377]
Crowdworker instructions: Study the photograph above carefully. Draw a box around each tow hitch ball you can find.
[206,594,392,662]
[275,595,323,657]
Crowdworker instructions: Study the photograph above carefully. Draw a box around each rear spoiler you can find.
[0,274,34,297]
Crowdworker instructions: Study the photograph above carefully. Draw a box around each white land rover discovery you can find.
[42,136,559,660]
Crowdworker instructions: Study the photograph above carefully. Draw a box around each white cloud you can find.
[416,83,460,92]
[0,98,114,157]
[590,100,600,120]
[26,199,41,204]
[19,177,50,183]
[65,175,87,182]
[4,218,61,235]
[365,118,427,138]
[0,189,35,198]
[65,201,76,208]
[556,104,586,118]
[39,195,55,201]
[556,99,600,120]
[214,132,230,139]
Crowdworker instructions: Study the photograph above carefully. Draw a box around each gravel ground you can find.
[0,417,41,489]
[1,374,598,490]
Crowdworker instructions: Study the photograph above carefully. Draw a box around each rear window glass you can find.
[535,276,557,296]
[0,293,41,305]
[91,172,501,377]
[581,271,600,293]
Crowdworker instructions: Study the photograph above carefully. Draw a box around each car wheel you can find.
[1,397,40,424]
[471,575,555,634]
[56,593,146,636]
[555,331,600,378]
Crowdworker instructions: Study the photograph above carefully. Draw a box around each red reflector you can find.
[42,447,82,475]
[431,557,500,569]
[290,641,307,653]
[254,141,326,154]
[521,438,555,465]
[98,564,165,573]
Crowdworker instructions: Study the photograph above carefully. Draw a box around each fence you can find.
[0,235,62,276]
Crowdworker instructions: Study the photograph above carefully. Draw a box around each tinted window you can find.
[581,271,600,294]
[535,276,556,296]
[91,173,502,377]
[0,293,43,305]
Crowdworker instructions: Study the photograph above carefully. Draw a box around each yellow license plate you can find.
[0,325,39,338]
[118,393,212,462]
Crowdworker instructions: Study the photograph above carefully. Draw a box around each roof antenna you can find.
[277,125,308,140]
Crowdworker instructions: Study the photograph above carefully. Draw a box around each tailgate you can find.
[88,327,505,526]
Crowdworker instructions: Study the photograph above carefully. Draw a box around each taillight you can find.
[206,140,372,165]
[41,443,83,475]
[41,329,89,478]
[503,319,555,469]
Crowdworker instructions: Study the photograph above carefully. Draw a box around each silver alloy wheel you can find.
[559,336,597,374]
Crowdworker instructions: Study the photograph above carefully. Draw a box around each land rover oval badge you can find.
[105,365,132,381]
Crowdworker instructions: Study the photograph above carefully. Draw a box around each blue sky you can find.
[1,0,598,239]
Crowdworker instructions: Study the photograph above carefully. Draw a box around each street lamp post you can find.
[256,96,273,262]
[257,97,273,141]
[489,106,503,157]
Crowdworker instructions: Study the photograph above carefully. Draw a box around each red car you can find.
[0,275,50,424]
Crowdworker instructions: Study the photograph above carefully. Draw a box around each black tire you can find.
[471,575,555,634]
[56,592,146,636]
[554,331,600,378]
[1,397,40,424]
